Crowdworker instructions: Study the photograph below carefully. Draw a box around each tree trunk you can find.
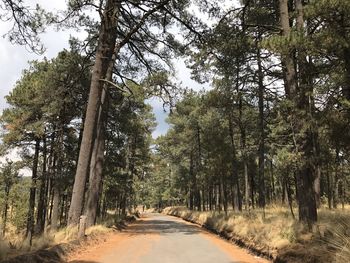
[201,189,206,211]
[296,0,317,224]
[244,161,249,210]
[51,185,60,231]
[228,117,241,212]
[68,0,120,226]
[250,169,255,209]
[221,175,228,215]
[85,46,118,227]
[44,132,55,233]
[26,138,40,246]
[282,174,288,205]
[279,0,317,224]
[270,159,275,203]
[208,185,212,210]
[326,164,332,209]
[342,47,350,100]
[333,148,340,209]
[279,0,297,97]
[85,96,107,227]
[48,187,54,226]
[285,175,295,219]
[189,151,194,210]
[36,136,48,234]
[257,44,266,208]
[2,185,10,236]
[218,183,222,212]
[314,166,321,208]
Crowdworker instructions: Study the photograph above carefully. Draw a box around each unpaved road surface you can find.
[68,213,269,263]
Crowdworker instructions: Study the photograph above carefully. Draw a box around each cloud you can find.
[146,97,170,139]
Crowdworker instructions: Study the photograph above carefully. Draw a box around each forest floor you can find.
[163,206,350,263]
[67,213,269,263]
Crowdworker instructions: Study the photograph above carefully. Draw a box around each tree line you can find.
[150,0,350,227]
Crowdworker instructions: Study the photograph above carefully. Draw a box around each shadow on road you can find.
[126,216,201,236]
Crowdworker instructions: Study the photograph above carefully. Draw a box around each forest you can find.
[0,0,349,262]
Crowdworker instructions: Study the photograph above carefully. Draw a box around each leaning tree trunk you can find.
[85,86,108,228]
[84,47,118,227]
[26,138,40,246]
[67,0,120,226]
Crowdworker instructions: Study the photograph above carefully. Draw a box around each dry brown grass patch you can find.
[164,206,350,262]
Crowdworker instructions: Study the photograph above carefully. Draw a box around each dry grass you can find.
[163,206,298,254]
[164,205,350,262]
[0,223,112,261]
[317,210,350,263]
[85,225,111,236]
[52,226,79,244]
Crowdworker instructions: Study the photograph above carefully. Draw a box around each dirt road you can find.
[68,213,269,263]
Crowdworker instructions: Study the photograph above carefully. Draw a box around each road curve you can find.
[68,213,269,263]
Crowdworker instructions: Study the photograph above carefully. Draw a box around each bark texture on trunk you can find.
[85,51,115,227]
[51,185,60,231]
[314,166,321,208]
[68,0,120,226]
[85,86,108,227]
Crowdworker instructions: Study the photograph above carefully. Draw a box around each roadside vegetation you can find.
[0,222,112,261]
[164,206,350,263]
[0,206,135,261]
